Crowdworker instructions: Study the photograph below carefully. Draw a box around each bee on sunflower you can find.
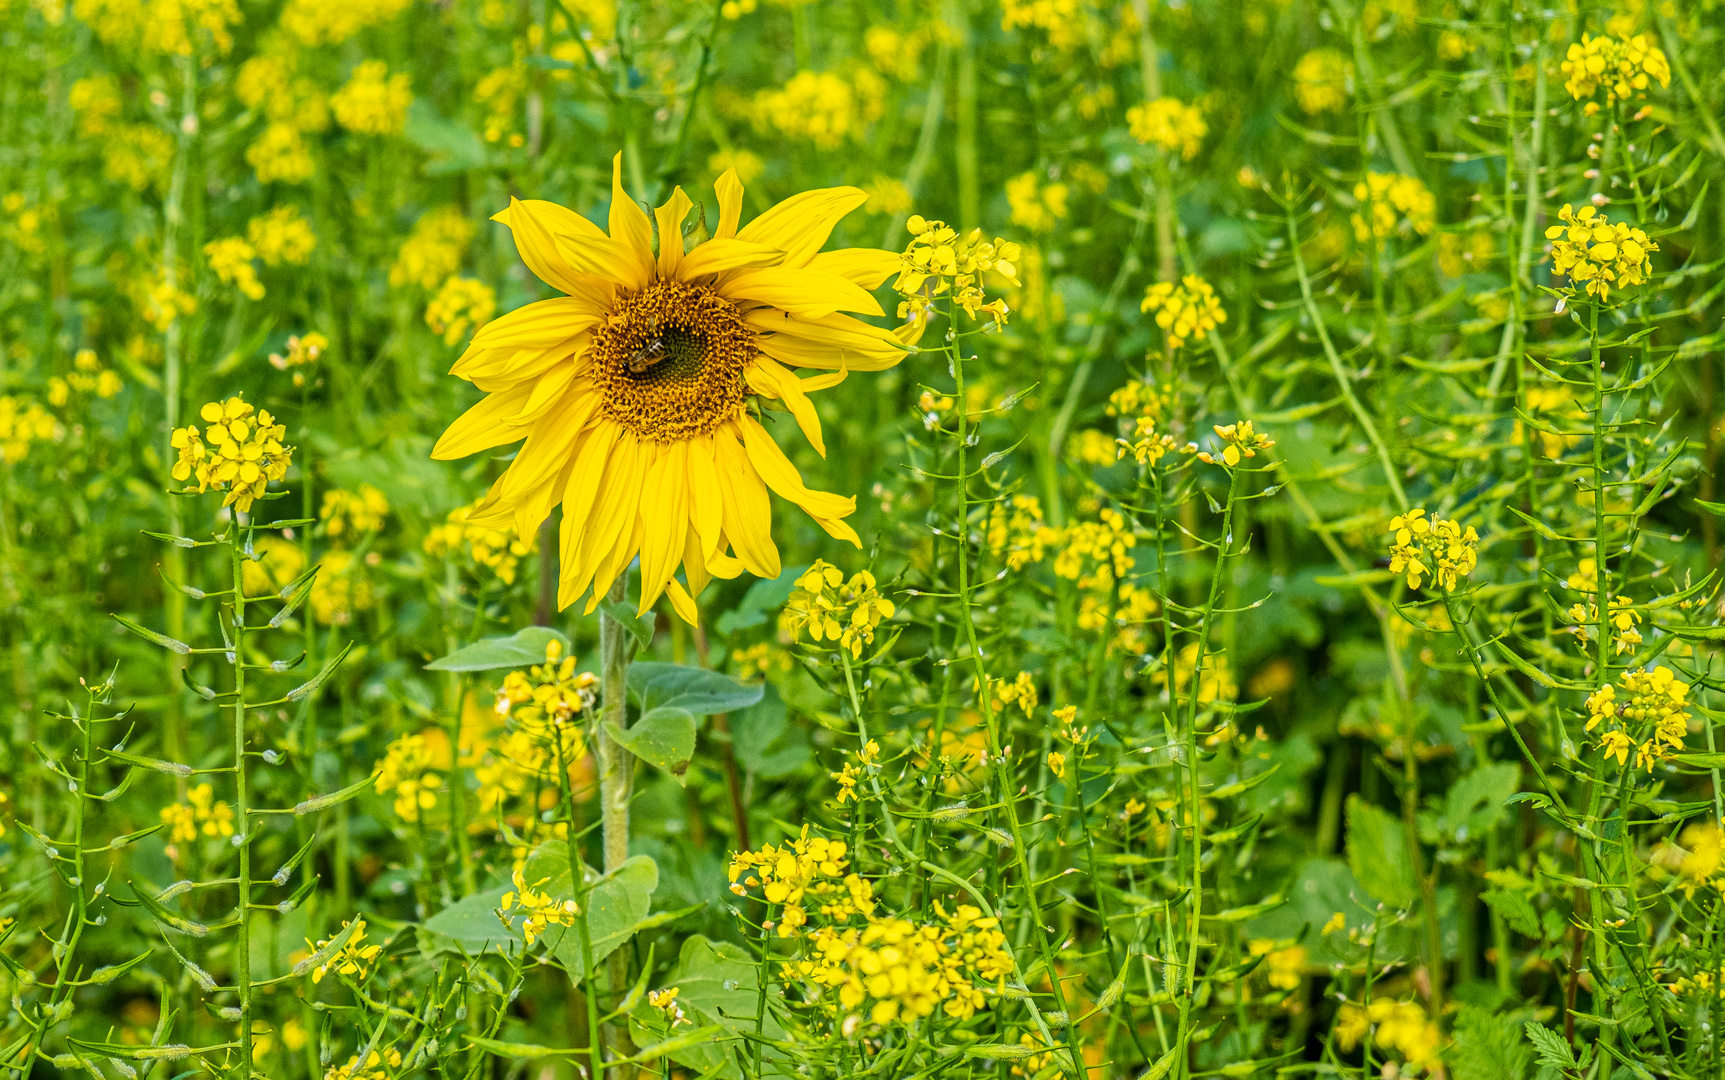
[433,154,911,623]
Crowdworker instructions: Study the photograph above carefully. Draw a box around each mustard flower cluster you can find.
[1140,274,1226,349]
[783,561,897,659]
[830,740,879,805]
[793,903,1012,1025]
[48,349,123,406]
[1585,666,1690,771]
[1197,420,1274,468]
[1154,641,1237,707]
[269,332,328,385]
[170,396,294,513]
[74,0,242,57]
[1386,508,1479,592]
[422,498,534,584]
[751,69,886,149]
[1335,999,1441,1071]
[895,217,1022,329]
[498,864,580,946]
[729,828,876,937]
[321,484,389,538]
[309,917,383,984]
[280,0,412,46]
[1351,172,1437,243]
[1566,593,1642,656]
[105,126,175,194]
[205,237,266,301]
[425,276,498,346]
[493,638,598,760]
[648,987,690,1027]
[1545,204,1658,301]
[247,206,318,266]
[331,61,413,136]
[1126,97,1208,160]
[391,207,475,290]
[1292,48,1353,114]
[992,671,1039,717]
[1560,32,1671,112]
[324,1049,402,1080]
[1051,507,1133,588]
[1667,820,1722,900]
[986,494,1053,571]
[1005,171,1069,233]
[0,397,61,463]
[158,782,235,844]
[373,731,449,822]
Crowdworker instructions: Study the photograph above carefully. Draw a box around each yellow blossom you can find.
[1560,32,1670,112]
[1005,171,1069,233]
[1351,172,1436,243]
[170,396,293,513]
[1545,203,1658,301]
[1292,49,1352,114]
[204,237,265,301]
[331,61,412,136]
[425,275,498,346]
[1386,508,1479,591]
[308,917,383,984]
[1126,98,1208,159]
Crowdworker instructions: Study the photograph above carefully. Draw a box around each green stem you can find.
[231,515,255,1067]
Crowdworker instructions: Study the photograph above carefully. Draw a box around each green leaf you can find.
[426,626,570,672]
[1673,751,1725,769]
[518,842,657,978]
[730,687,810,778]
[628,935,786,1080]
[403,100,489,175]
[627,662,764,717]
[1346,796,1417,909]
[1481,888,1541,939]
[599,600,657,651]
[1453,1006,1533,1080]
[1438,762,1522,840]
[1524,1021,1577,1071]
[420,886,520,959]
[714,564,808,636]
[608,711,697,784]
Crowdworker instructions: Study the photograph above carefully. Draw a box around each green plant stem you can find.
[597,574,635,1064]
[231,515,255,1067]
[1171,462,1241,1078]
[946,304,1085,1077]
[1286,199,1408,512]
[556,729,605,1080]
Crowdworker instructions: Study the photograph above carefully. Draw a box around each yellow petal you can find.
[608,151,654,290]
[468,297,603,351]
[655,187,695,280]
[807,248,902,289]
[637,442,690,614]
[714,168,745,240]
[664,577,699,625]
[500,197,591,296]
[711,429,780,578]
[721,267,885,319]
[679,238,786,279]
[431,384,536,459]
[685,434,724,560]
[737,187,869,267]
[733,415,859,542]
[744,357,826,457]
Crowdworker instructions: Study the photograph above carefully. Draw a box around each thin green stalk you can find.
[231,515,255,1067]
[1172,463,1242,1078]
[1286,199,1408,512]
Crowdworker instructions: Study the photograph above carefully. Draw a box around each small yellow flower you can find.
[309,917,383,984]
[1046,751,1066,779]
[1140,274,1226,350]
[1126,97,1207,159]
[170,396,293,513]
[1545,203,1658,301]
[1386,508,1478,591]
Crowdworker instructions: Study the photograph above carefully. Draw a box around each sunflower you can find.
[432,154,912,623]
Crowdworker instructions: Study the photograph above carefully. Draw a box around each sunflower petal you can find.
[721,267,884,318]
[655,187,694,280]
[609,152,655,290]
[714,169,745,239]
[679,238,786,279]
[664,578,699,625]
[734,415,860,545]
[501,196,590,296]
[807,248,902,289]
[736,187,868,267]
[431,384,535,459]
[468,297,603,351]
[744,358,825,457]
[712,430,780,578]
[686,434,723,560]
[637,442,689,614]
[683,525,711,599]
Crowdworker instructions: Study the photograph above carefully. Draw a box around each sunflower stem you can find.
[597,573,636,1066]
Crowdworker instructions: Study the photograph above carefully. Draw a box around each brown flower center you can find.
[592,280,755,441]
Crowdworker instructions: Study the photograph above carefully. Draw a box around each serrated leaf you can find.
[1524,1021,1576,1070]
[1346,796,1417,909]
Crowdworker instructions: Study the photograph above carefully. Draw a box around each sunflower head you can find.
[432,154,916,623]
